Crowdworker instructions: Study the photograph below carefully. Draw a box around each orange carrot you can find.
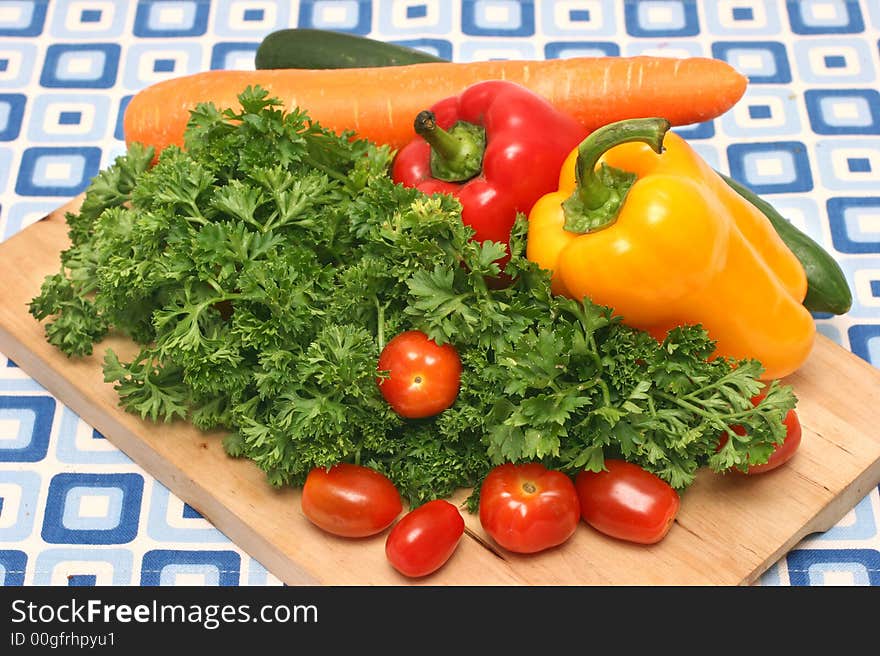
[124,56,747,155]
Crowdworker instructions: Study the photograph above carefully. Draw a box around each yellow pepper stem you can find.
[562,117,671,234]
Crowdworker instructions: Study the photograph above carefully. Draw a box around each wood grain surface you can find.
[1,196,879,586]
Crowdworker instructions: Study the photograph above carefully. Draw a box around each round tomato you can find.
[575,460,680,545]
[301,463,402,538]
[719,407,802,474]
[377,330,461,419]
[385,499,465,578]
[478,462,581,554]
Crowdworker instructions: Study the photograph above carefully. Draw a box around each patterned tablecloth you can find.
[1,0,879,587]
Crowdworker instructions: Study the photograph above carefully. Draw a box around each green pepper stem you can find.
[414,110,486,183]
[562,117,671,234]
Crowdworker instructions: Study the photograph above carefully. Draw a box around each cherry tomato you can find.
[719,406,802,474]
[478,462,581,554]
[301,463,402,538]
[575,460,680,545]
[377,330,462,419]
[385,499,465,578]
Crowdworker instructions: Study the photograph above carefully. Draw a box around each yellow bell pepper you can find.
[526,118,815,381]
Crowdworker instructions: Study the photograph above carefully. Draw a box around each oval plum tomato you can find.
[719,406,802,474]
[575,460,680,545]
[385,499,465,578]
[377,330,462,419]
[301,463,402,538]
[478,462,581,554]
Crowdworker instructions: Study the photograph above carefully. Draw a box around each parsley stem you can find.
[375,297,386,351]
[186,201,208,226]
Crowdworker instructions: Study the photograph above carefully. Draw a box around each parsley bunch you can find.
[30,87,796,505]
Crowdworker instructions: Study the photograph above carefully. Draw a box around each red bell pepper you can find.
[391,80,588,276]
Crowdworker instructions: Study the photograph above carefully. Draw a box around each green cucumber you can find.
[254,28,446,70]
[720,172,852,315]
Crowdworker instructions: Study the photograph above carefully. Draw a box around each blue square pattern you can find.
[749,104,772,119]
[848,157,871,173]
[462,0,535,37]
[58,110,81,125]
[27,95,111,143]
[31,547,134,585]
[0,395,55,462]
[727,141,813,194]
[849,324,880,366]
[212,0,289,37]
[545,41,621,59]
[123,43,203,89]
[793,39,875,84]
[67,574,96,586]
[460,39,536,62]
[722,88,802,138]
[40,43,121,89]
[55,406,131,465]
[711,41,792,83]
[0,551,27,586]
[134,0,210,37]
[153,58,175,73]
[786,549,880,586]
[0,0,48,37]
[298,0,372,34]
[42,473,144,545]
[141,550,241,586]
[0,471,42,543]
[16,147,102,197]
[624,0,700,38]
[805,89,880,135]
[377,1,453,36]
[787,0,864,35]
[182,503,203,519]
[210,42,259,71]
[814,138,880,191]
[115,95,132,141]
[824,54,847,68]
[390,39,453,60]
[871,280,880,297]
[814,493,878,541]
[0,44,39,89]
[2,201,59,242]
[539,0,617,36]
[80,9,102,23]
[50,0,127,38]
[672,119,715,141]
[828,197,880,254]
[699,0,782,37]
[146,483,230,543]
[407,4,427,19]
[0,94,26,141]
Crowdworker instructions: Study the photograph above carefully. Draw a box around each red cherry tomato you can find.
[478,462,581,554]
[385,499,465,578]
[575,460,680,545]
[719,407,802,474]
[377,330,462,419]
[301,463,402,538]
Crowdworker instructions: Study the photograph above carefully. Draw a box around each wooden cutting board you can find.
[2,196,880,586]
